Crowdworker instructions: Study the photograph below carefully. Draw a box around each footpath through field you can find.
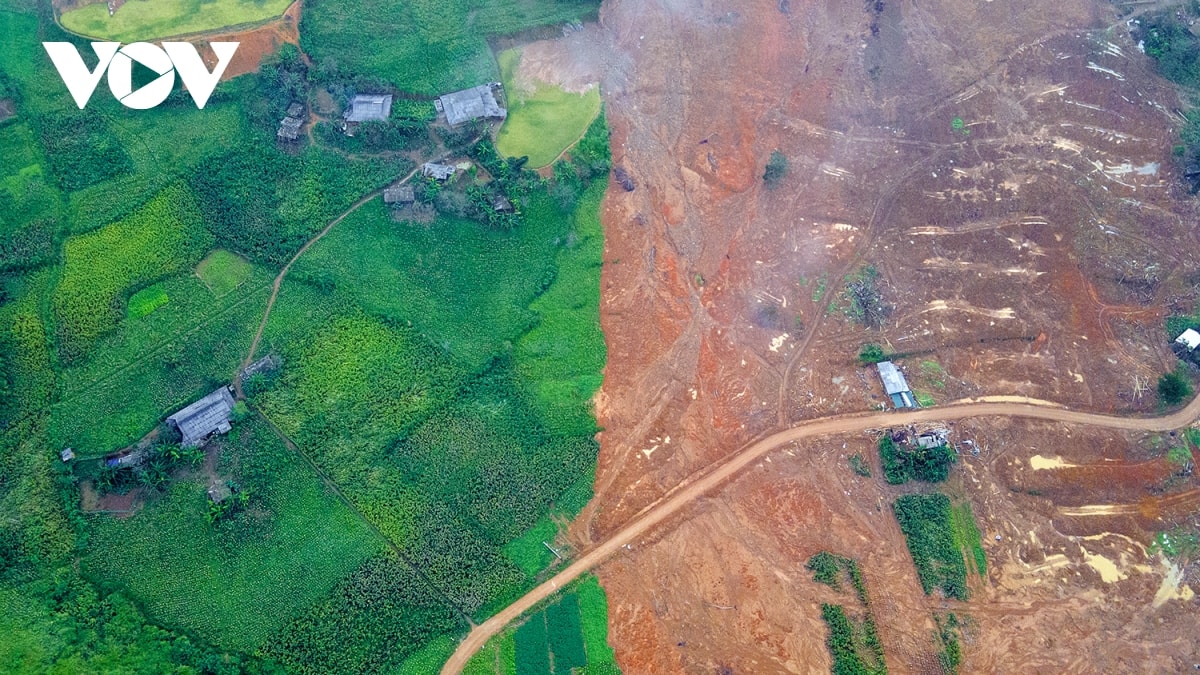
[440,393,1200,673]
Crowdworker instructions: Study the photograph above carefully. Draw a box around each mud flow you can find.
[578,0,1200,671]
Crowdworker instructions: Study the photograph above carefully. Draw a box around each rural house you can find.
[422,162,457,181]
[877,361,917,409]
[342,94,394,135]
[344,94,393,122]
[435,83,507,127]
[277,116,303,141]
[166,386,236,448]
[384,184,416,205]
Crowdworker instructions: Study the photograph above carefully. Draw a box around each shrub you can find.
[1158,369,1193,406]
[879,434,955,484]
[763,150,788,187]
[858,343,886,365]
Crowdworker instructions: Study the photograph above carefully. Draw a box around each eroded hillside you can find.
[582,0,1200,671]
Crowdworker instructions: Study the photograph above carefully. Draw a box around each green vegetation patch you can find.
[496,48,602,168]
[878,434,955,484]
[60,0,293,41]
[807,552,869,606]
[819,604,887,675]
[52,184,213,361]
[264,552,466,674]
[125,284,169,320]
[934,613,963,674]
[892,494,970,600]
[950,502,987,577]
[32,110,133,192]
[196,249,253,297]
[83,418,383,651]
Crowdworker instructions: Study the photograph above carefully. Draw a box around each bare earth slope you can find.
[582,0,1200,672]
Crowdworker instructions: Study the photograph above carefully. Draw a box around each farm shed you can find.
[877,361,917,409]
[436,83,507,126]
[166,386,236,448]
[1176,329,1200,351]
[286,102,305,118]
[344,94,393,123]
[241,354,279,380]
[277,115,303,141]
[384,184,416,205]
[60,448,75,462]
[492,195,514,212]
[422,162,457,181]
[207,481,232,504]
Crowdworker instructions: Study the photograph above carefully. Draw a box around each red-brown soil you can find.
[580,0,1200,671]
[188,1,301,82]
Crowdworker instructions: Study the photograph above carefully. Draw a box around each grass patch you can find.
[892,494,970,601]
[950,502,987,577]
[849,454,872,477]
[60,0,293,41]
[495,48,602,168]
[196,249,252,297]
[83,417,383,651]
[503,516,561,577]
[914,390,936,408]
[919,360,946,389]
[126,284,170,320]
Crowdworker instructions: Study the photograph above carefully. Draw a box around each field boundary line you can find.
[252,407,479,628]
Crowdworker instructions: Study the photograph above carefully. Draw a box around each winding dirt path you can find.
[440,393,1200,673]
[239,165,421,375]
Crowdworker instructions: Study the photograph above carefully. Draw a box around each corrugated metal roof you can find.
[167,387,235,447]
[344,94,393,123]
[438,84,507,126]
[876,361,911,396]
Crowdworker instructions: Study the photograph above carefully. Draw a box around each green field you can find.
[496,48,602,168]
[52,185,214,362]
[60,0,293,41]
[300,0,600,95]
[1,0,615,670]
[84,418,383,651]
[196,249,253,296]
[48,262,272,457]
[893,494,975,601]
[464,576,620,675]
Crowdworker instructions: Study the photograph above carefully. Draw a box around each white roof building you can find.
[877,361,917,409]
[1176,329,1200,351]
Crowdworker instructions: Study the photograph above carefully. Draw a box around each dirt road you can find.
[440,394,1200,673]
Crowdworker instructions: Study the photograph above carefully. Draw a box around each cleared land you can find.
[496,48,601,168]
[59,0,293,41]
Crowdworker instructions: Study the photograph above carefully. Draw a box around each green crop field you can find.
[301,0,600,94]
[84,418,383,651]
[496,48,602,168]
[59,0,293,41]
[1,0,616,670]
[893,494,973,601]
[52,185,214,362]
[467,577,619,675]
[196,249,253,296]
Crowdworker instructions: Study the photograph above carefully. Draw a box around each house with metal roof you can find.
[344,94,394,123]
[384,184,416,205]
[435,83,506,127]
[422,162,457,181]
[166,387,236,448]
[877,361,917,409]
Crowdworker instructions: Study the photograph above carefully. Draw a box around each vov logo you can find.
[42,42,239,110]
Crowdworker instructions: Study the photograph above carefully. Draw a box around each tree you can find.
[1158,370,1193,406]
[858,343,886,365]
[763,150,788,187]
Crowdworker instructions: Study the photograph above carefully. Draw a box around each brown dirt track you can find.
[527,0,1200,672]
